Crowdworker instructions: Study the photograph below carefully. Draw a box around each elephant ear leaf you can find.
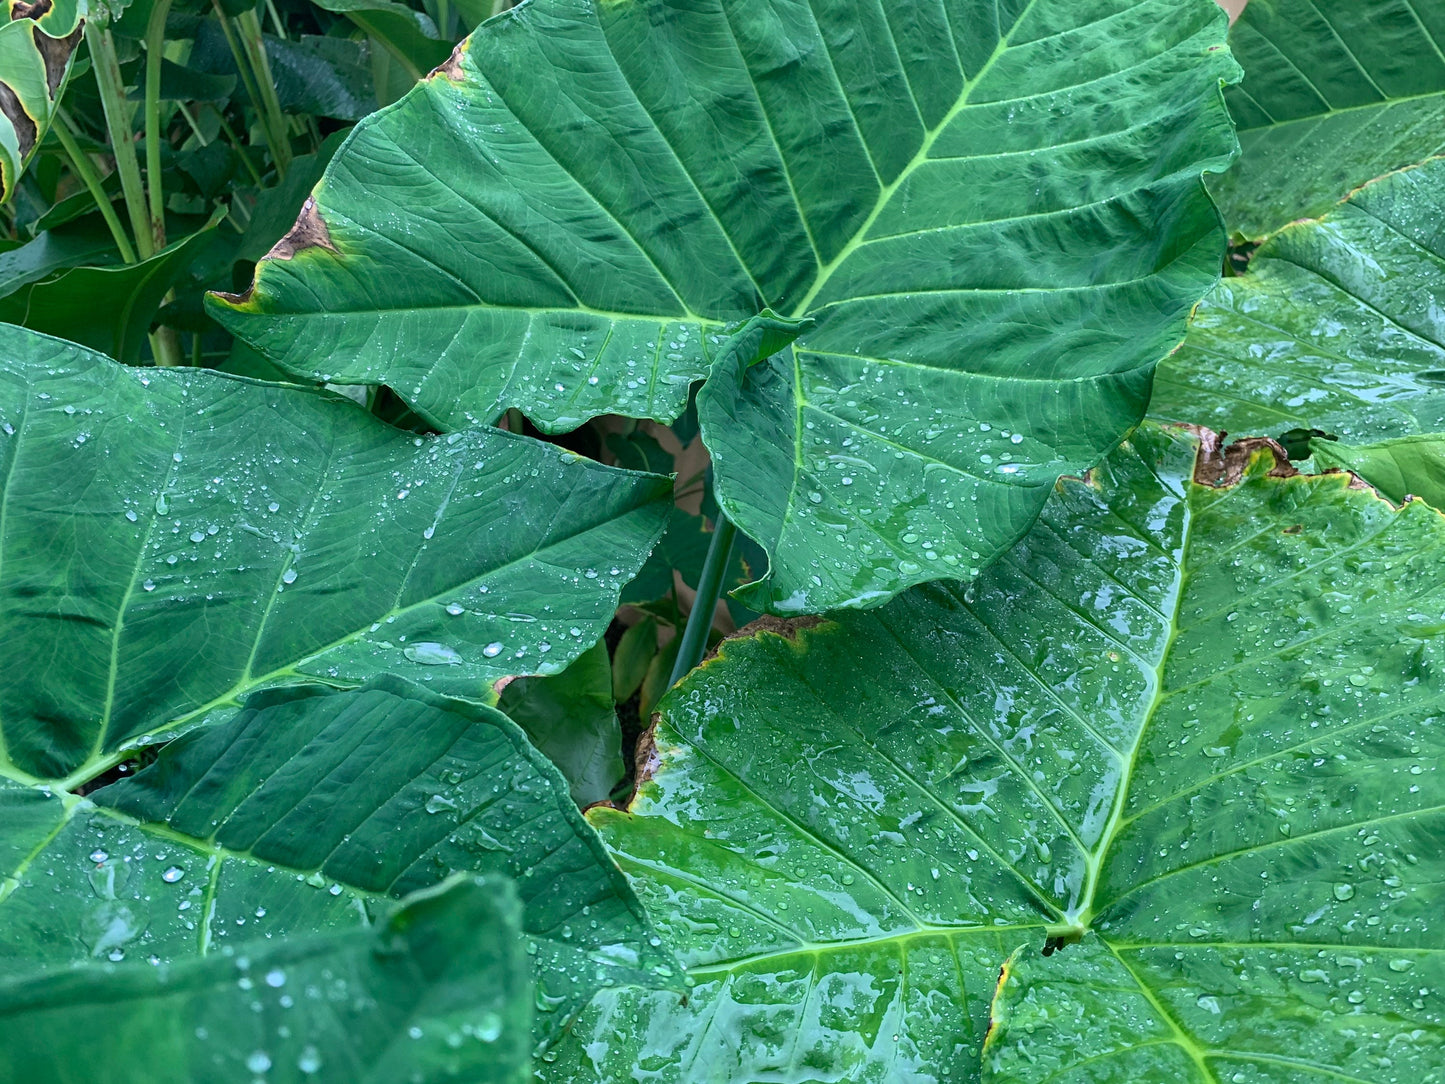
[1156,156,1445,504]
[0,876,534,1084]
[547,425,1444,1083]
[211,0,1241,613]
[1210,0,1445,239]
[0,0,85,203]
[0,325,671,784]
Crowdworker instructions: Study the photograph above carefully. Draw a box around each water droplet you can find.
[245,1051,271,1073]
[1333,883,1355,901]
[265,969,286,988]
[405,642,462,666]
[482,642,504,658]
[297,1046,322,1073]
[445,602,465,616]
[281,569,297,585]
[162,867,184,883]
[1389,958,1414,972]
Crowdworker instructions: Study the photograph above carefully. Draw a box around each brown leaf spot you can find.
[0,80,36,160]
[430,41,469,81]
[10,0,53,20]
[1185,425,1296,488]
[32,23,82,96]
[265,196,338,261]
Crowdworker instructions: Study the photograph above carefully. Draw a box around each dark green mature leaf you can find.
[0,678,679,1044]
[1155,156,1445,444]
[549,426,1445,1082]
[0,326,671,782]
[497,641,624,807]
[212,0,1239,612]
[0,226,218,365]
[1210,0,1445,239]
[0,875,532,1084]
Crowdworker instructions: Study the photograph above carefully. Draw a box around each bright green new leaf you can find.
[498,640,624,807]
[548,426,1443,1082]
[1155,156,1445,444]
[0,326,671,783]
[1210,0,1445,239]
[0,875,533,1084]
[0,678,680,1045]
[211,0,1240,612]
[1311,433,1445,509]
[0,0,85,203]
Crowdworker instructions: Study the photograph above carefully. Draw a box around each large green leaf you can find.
[1154,156,1445,445]
[0,875,532,1084]
[0,326,670,783]
[0,0,85,203]
[547,425,1444,1082]
[1210,0,1445,239]
[0,678,680,1045]
[211,0,1239,612]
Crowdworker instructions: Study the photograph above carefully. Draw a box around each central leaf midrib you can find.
[1067,451,1195,926]
[785,0,1043,320]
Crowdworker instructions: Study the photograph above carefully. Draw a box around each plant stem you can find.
[668,512,737,685]
[86,23,154,259]
[52,116,138,264]
[143,0,175,254]
[348,13,423,82]
[235,8,292,172]
[212,2,289,177]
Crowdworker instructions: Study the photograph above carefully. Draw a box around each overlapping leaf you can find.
[1155,156,1445,496]
[0,876,532,1084]
[1210,0,1445,239]
[547,426,1444,1082]
[211,0,1239,612]
[0,326,670,782]
[0,678,680,1047]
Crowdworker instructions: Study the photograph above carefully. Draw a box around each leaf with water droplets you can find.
[0,677,680,1051]
[0,326,670,782]
[1207,0,1445,240]
[0,876,533,1084]
[546,424,1445,1082]
[1156,157,1445,471]
[210,0,1239,612]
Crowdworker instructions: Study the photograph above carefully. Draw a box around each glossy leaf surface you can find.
[0,678,678,1045]
[1311,434,1445,509]
[0,326,670,781]
[0,876,532,1084]
[549,426,1444,1082]
[1155,157,1445,444]
[1210,0,1445,239]
[213,0,1239,612]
